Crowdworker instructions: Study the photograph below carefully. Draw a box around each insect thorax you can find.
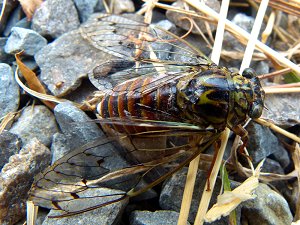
[176,66,260,130]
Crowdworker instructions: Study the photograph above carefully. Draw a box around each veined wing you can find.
[80,13,212,64]
[29,119,219,218]
[81,14,216,95]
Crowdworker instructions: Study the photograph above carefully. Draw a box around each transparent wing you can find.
[81,14,215,94]
[29,119,219,218]
[80,13,212,64]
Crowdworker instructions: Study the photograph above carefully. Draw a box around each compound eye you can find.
[242,68,256,79]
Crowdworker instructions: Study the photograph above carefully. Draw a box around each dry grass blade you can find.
[194,128,230,225]
[291,143,300,220]
[0,112,18,134]
[263,87,300,93]
[183,0,300,74]
[254,0,300,17]
[254,118,300,143]
[26,201,38,225]
[178,1,230,224]
[239,0,269,74]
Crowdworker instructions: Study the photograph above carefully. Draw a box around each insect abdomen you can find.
[99,76,179,133]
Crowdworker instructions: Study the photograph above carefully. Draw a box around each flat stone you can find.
[0,131,22,170]
[4,27,47,56]
[0,138,51,225]
[241,183,293,225]
[42,188,128,225]
[130,210,191,225]
[9,105,59,147]
[35,29,113,96]
[0,63,20,118]
[262,93,300,127]
[31,0,80,38]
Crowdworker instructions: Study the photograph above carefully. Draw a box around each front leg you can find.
[231,124,249,155]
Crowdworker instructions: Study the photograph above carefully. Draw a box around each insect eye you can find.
[242,68,256,79]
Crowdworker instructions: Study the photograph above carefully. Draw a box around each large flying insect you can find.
[28,14,265,218]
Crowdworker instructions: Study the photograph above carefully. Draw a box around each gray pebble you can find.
[73,0,104,22]
[50,132,71,164]
[262,93,300,127]
[32,0,80,38]
[241,183,293,225]
[0,38,15,63]
[0,63,20,118]
[246,121,287,163]
[42,188,128,225]
[130,210,191,225]
[0,131,22,169]
[54,101,103,149]
[10,105,59,147]
[35,28,113,96]
[166,0,220,35]
[4,27,47,56]
[159,168,236,224]
[0,138,51,225]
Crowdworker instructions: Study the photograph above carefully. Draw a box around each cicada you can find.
[28,14,265,218]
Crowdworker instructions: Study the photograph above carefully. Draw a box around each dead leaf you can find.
[205,160,264,222]
[15,51,56,109]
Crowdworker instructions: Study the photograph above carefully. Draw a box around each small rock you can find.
[251,60,269,75]
[0,0,18,33]
[130,210,191,225]
[31,0,80,38]
[73,0,104,22]
[0,131,22,169]
[53,101,103,149]
[111,0,135,14]
[10,105,59,147]
[0,63,20,118]
[42,188,128,225]
[241,183,293,225]
[14,17,31,30]
[269,147,291,170]
[35,28,114,96]
[223,13,256,52]
[4,27,47,56]
[0,138,51,225]
[3,5,24,37]
[246,121,287,163]
[159,168,237,223]
[0,38,15,63]
[262,93,300,127]
[166,0,220,35]
[50,132,71,164]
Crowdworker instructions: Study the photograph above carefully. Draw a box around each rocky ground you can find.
[0,0,299,225]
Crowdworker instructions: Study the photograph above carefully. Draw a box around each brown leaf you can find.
[19,0,43,20]
[15,51,56,109]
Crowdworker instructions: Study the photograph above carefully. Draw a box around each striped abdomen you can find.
[98,76,179,133]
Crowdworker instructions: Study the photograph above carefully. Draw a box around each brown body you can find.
[98,65,265,136]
